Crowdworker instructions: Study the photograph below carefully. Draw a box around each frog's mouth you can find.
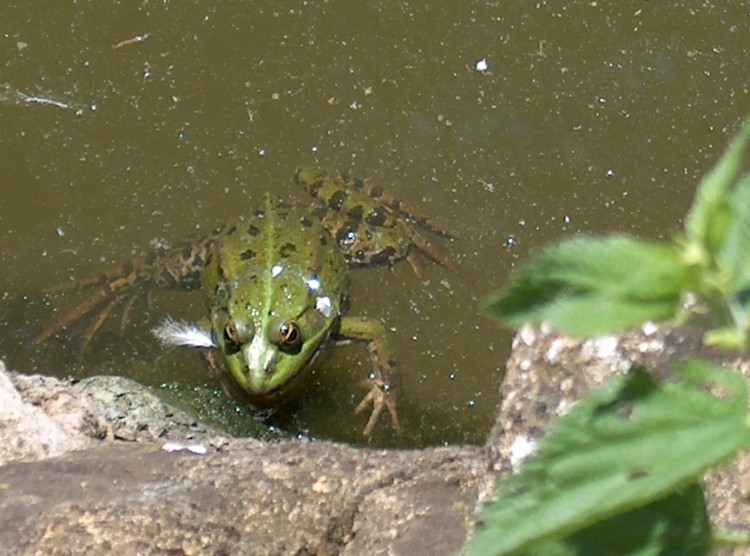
[227,358,317,408]
[233,336,326,407]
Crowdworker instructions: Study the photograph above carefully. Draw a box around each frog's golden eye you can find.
[223,321,242,353]
[278,320,303,353]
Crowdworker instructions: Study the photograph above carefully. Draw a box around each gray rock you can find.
[1,322,749,554]
[72,375,218,442]
[0,361,105,465]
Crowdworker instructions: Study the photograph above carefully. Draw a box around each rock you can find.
[484,322,750,556]
[0,360,104,465]
[0,360,483,555]
[1,322,749,554]
[0,438,483,555]
[71,375,218,442]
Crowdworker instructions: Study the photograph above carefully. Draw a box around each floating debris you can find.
[112,32,152,50]
[0,83,87,112]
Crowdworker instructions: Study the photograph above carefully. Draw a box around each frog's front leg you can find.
[338,316,401,436]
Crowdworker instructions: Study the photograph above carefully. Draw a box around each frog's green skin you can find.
[33,167,456,436]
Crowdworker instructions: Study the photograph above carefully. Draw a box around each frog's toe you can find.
[355,381,400,436]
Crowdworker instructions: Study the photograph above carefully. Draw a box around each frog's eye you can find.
[221,318,252,354]
[223,321,242,354]
[276,320,303,353]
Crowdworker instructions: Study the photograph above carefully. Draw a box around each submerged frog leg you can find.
[399,220,462,275]
[296,166,459,277]
[119,293,141,334]
[343,172,457,239]
[338,315,401,436]
[80,295,122,350]
[34,234,216,347]
[31,288,114,346]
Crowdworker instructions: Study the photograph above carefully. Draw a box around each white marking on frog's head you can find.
[306,276,321,291]
[152,317,215,349]
[316,296,332,318]
[243,333,276,389]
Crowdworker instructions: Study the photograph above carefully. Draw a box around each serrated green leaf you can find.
[528,295,678,336]
[484,235,689,335]
[717,173,750,294]
[524,484,710,556]
[467,361,750,556]
[685,117,750,250]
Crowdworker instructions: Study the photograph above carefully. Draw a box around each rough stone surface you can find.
[484,322,750,556]
[71,375,218,442]
[0,438,482,555]
[0,361,104,465]
[2,322,750,554]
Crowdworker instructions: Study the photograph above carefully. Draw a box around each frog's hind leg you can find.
[119,293,141,334]
[80,295,123,350]
[346,173,457,239]
[31,269,147,348]
[400,220,461,277]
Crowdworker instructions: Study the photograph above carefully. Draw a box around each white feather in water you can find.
[152,317,215,349]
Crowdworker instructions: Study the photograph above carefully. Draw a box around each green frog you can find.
[32,167,457,436]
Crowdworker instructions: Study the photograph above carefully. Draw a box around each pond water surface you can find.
[1,2,749,447]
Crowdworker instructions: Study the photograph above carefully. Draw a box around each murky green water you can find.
[1,2,749,447]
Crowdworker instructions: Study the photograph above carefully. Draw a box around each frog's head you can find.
[153,267,340,404]
[210,267,341,405]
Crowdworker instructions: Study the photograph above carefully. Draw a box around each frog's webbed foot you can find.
[355,375,401,436]
[400,220,461,278]
[338,315,401,436]
[31,261,150,349]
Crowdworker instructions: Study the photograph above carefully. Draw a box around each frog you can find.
[32,167,458,436]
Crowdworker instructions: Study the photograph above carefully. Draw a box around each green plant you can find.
[468,117,750,555]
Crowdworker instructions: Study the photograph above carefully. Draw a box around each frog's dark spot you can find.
[320,233,328,246]
[368,246,397,265]
[255,209,265,218]
[218,259,231,281]
[240,249,256,261]
[121,261,134,277]
[192,255,204,269]
[247,224,261,237]
[346,205,364,220]
[354,249,367,263]
[335,226,357,250]
[300,216,313,229]
[205,252,213,267]
[351,177,365,191]
[182,245,193,261]
[369,185,384,199]
[279,242,297,257]
[156,270,178,288]
[226,226,237,236]
[277,210,289,222]
[183,269,201,285]
[365,207,388,227]
[328,190,348,211]
[305,178,324,196]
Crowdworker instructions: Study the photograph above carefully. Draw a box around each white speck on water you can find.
[475,58,489,72]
